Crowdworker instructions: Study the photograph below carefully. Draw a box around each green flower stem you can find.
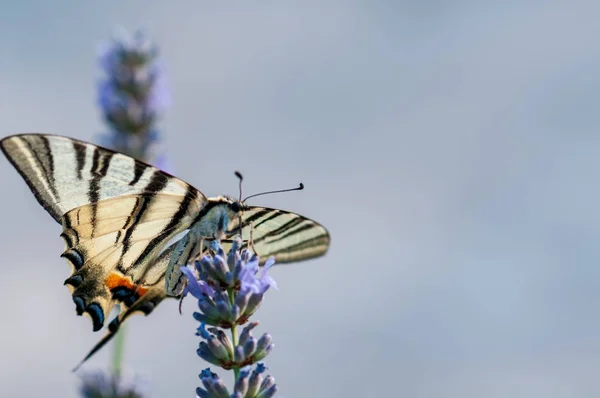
[112,305,126,377]
[228,288,240,381]
[231,324,239,381]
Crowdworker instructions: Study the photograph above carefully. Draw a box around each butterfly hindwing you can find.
[61,191,205,331]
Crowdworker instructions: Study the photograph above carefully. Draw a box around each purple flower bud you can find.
[234,289,251,316]
[197,342,221,366]
[212,329,234,359]
[195,387,211,398]
[233,368,250,396]
[207,336,230,362]
[260,375,276,392]
[242,292,264,320]
[234,345,245,363]
[247,370,262,397]
[199,369,230,398]
[215,297,232,322]
[195,304,220,326]
[181,265,215,299]
[197,323,212,339]
[253,343,273,362]
[257,383,278,398]
[243,336,257,358]
[227,238,242,270]
[212,255,229,281]
[198,299,218,317]
[239,322,259,346]
[256,334,272,353]
[193,311,214,327]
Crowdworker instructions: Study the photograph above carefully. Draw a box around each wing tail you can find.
[72,286,166,372]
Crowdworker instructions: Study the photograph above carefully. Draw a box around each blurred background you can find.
[1,1,600,397]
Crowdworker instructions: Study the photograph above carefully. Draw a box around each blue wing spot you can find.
[61,249,84,270]
[64,274,83,287]
[73,296,85,315]
[85,303,105,332]
[110,286,141,307]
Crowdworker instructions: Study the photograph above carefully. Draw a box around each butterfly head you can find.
[214,195,249,215]
[229,198,248,214]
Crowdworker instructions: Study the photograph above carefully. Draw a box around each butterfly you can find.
[1,133,330,368]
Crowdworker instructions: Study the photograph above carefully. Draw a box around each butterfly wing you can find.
[61,193,203,331]
[0,133,196,222]
[1,134,207,364]
[223,206,330,263]
[72,236,186,371]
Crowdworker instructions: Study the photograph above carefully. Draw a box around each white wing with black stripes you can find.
[223,206,330,263]
[1,133,198,222]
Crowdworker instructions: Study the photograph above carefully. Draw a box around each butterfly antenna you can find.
[234,171,244,237]
[235,171,244,202]
[243,183,304,202]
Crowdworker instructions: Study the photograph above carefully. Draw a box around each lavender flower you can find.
[79,372,148,398]
[96,28,170,164]
[183,238,279,397]
[196,365,278,398]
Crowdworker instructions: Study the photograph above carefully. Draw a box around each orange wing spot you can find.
[105,273,149,296]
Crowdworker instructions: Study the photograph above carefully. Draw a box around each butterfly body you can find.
[1,133,329,367]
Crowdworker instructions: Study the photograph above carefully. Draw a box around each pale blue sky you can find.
[1,1,600,397]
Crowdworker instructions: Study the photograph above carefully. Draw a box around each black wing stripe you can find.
[39,136,60,201]
[277,233,329,253]
[73,141,87,180]
[225,208,275,235]
[241,208,273,226]
[129,161,148,186]
[133,184,199,269]
[118,170,172,267]
[23,137,60,203]
[265,222,318,245]
[120,196,150,257]
[252,217,305,245]
[88,148,114,236]
[0,139,61,221]
[253,211,283,229]
[144,169,171,193]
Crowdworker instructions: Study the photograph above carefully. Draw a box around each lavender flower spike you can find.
[182,238,279,396]
[79,371,148,398]
[96,28,170,164]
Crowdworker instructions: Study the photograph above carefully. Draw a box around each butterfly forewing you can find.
[224,206,330,263]
[0,134,197,222]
